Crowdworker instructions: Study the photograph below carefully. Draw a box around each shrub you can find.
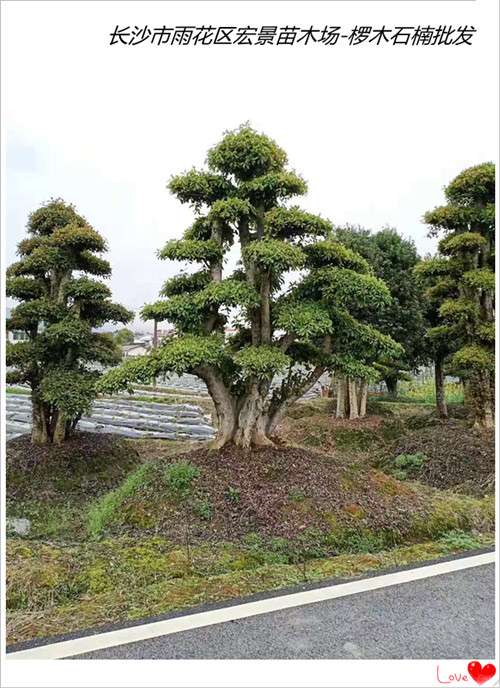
[391,452,428,480]
[225,487,241,503]
[193,498,213,520]
[164,461,200,497]
[328,527,401,554]
[438,530,485,551]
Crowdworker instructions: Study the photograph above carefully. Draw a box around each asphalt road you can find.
[71,562,495,660]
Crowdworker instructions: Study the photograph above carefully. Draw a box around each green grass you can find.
[6,398,494,647]
[377,380,464,405]
[6,387,30,395]
[87,463,153,538]
[7,533,494,645]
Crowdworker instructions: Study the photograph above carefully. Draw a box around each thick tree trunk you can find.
[358,380,368,418]
[196,367,237,449]
[385,377,398,399]
[205,364,327,449]
[434,355,448,419]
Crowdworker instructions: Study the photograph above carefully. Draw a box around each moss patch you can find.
[6,533,494,646]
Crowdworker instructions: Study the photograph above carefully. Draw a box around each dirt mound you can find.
[90,444,434,546]
[7,433,141,502]
[388,420,495,496]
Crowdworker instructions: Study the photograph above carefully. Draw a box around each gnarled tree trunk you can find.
[201,365,326,449]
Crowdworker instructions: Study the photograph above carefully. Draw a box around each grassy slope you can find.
[6,397,495,645]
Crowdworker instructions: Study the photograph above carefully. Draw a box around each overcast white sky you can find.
[3,0,498,330]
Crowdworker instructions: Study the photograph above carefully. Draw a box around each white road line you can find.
[8,551,495,660]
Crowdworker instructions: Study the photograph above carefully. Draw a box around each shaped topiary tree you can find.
[7,199,133,444]
[418,162,495,428]
[99,126,400,448]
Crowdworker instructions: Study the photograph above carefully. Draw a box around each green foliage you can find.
[234,345,291,379]
[276,302,332,339]
[438,530,485,551]
[196,279,260,310]
[98,335,226,393]
[462,268,495,292]
[398,379,464,404]
[141,295,206,332]
[304,241,370,273]
[7,199,133,444]
[391,453,428,480]
[445,161,495,206]
[476,323,495,344]
[168,169,234,208]
[320,268,391,310]
[159,239,224,264]
[421,163,495,423]
[207,125,287,181]
[193,498,213,520]
[452,345,494,372]
[240,171,307,207]
[439,297,479,323]
[264,206,332,239]
[243,239,305,272]
[335,226,427,387]
[410,493,494,539]
[161,271,211,297]
[104,126,398,445]
[113,328,135,345]
[40,369,97,419]
[439,232,486,255]
[164,461,200,497]
[209,197,253,224]
[225,487,241,503]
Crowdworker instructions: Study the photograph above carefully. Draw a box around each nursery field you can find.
[6,394,495,647]
[5,137,496,654]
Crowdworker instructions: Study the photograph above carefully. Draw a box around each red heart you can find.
[468,661,496,685]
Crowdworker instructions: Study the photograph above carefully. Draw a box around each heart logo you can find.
[468,661,496,686]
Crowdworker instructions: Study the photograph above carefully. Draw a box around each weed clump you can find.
[164,461,200,497]
[391,453,428,480]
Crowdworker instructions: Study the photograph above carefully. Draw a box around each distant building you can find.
[7,329,29,344]
[6,310,29,344]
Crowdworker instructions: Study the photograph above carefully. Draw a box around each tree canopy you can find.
[114,328,135,346]
[99,126,401,447]
[334,226,427,397]
[417,162,495,427]
[6,199,133,444]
